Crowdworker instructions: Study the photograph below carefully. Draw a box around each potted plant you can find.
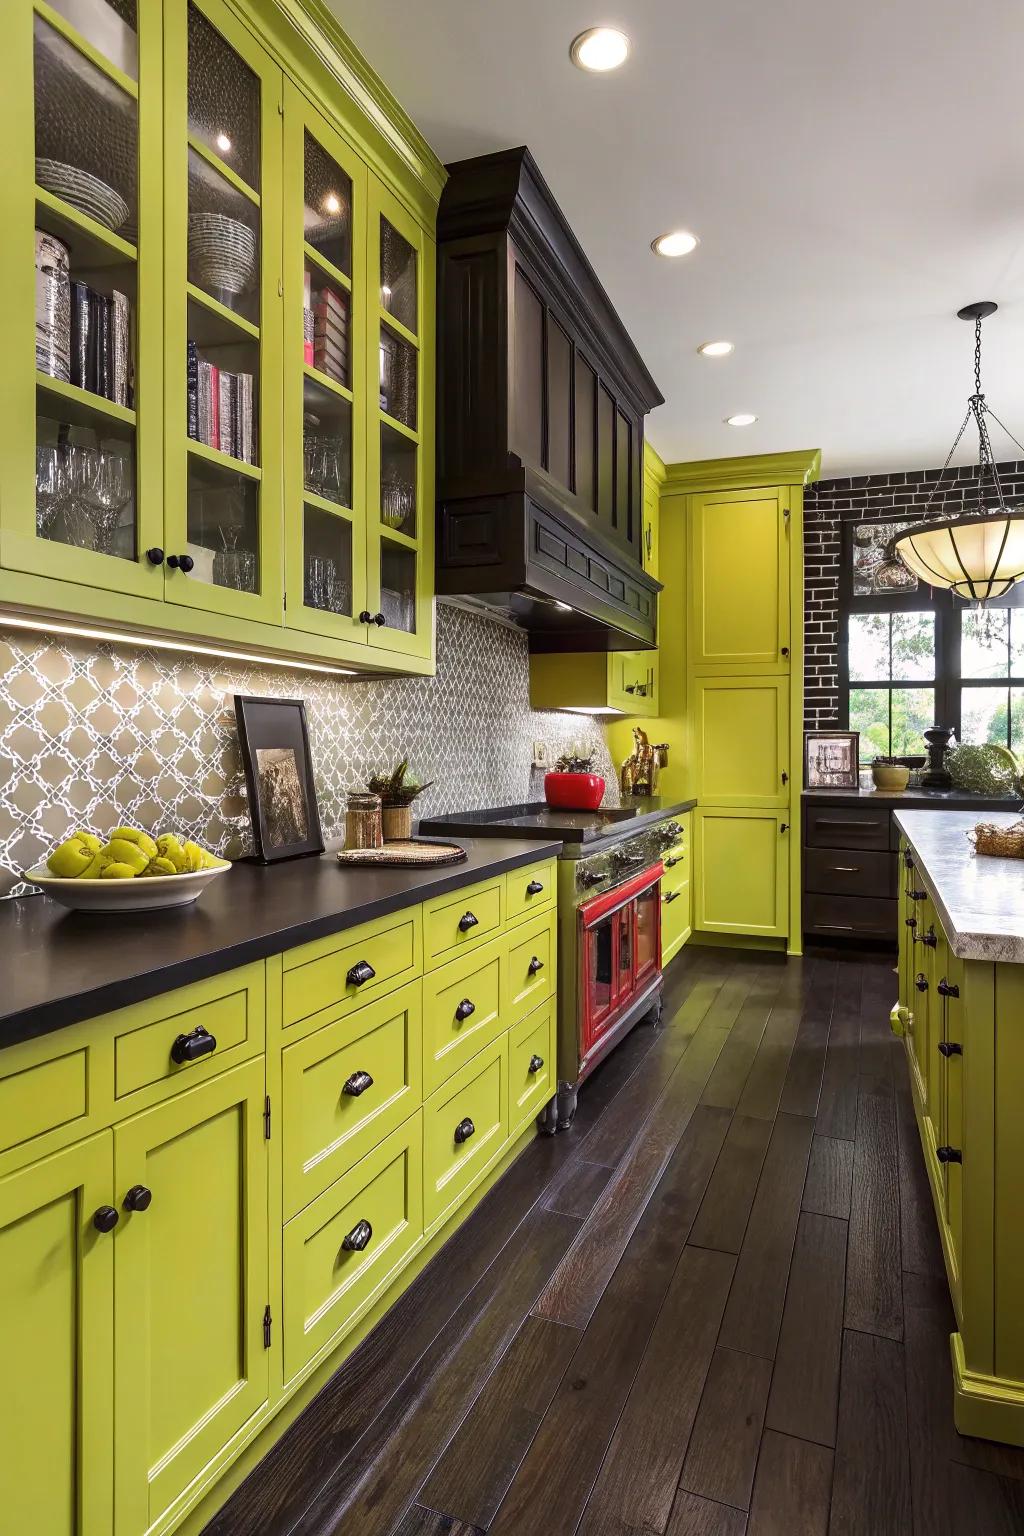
[544,745,606,812]
[366,759,433,840]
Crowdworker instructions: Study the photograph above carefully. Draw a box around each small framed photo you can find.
[234,695,324,863]
[804,730,860,789]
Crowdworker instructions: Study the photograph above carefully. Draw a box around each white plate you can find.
[24,859,230,912]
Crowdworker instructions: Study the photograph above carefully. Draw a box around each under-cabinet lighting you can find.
[561,706,623,716]
[725,413,758,427]
[698,340,734,357]
[554,600,573,611]
[215,132,232,154]
[0,613,356,677]
[651,230,699,258]
[570,27,630,72]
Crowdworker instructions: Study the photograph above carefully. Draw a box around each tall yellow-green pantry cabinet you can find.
[0,0,439,672]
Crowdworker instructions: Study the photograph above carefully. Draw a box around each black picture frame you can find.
[234,695,324,863]
[804,729,860,789]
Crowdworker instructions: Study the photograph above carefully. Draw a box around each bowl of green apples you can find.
[26,827,230,912]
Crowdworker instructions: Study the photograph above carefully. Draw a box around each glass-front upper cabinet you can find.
[0,0,162,597]
[282,81,367,643]
[365,178,434,658]
[162,0,283,624]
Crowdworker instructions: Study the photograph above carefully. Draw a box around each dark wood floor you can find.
[206,946,1024,1536]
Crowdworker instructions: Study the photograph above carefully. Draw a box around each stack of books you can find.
[69,282,132,407]
[186,342,255,463]
[304,271,348,385]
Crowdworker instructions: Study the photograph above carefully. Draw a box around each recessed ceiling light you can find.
[215,131,232,153]
[570,27,630,72]
[699,340,734,357]
[651,230,699,259]
[725,413,758,427]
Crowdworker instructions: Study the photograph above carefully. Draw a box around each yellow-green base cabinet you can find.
[694,807,790,939]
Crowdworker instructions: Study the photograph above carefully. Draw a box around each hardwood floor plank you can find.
[845,1070,903,1340]
[891,1042,945,1279]
[858,960,899,1084]
[667,1490,749,1536]
[575,1245,736,1536]
[688,1114,773,1255]
[680,1347,774,1512]
[814,965,863,1141]
[391,1508,484,1536]
[746,1430,833,1536]
[718,1113,815,1359]
[735,993,803,1123]
[543,1159,615,1221]
[778,962,838,1119]
[765,1213,847,1447]
[700,966,784,1112]
[829,1329,912,1536]
[419,1315,580,1530]
[949,1462,1024,1535]
[802,1136,854,1221]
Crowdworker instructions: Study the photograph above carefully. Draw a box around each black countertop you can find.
[0,837,562,1050]
[802,786,1021,812]
[419,796,697,854]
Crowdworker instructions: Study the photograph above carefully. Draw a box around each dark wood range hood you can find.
[435,147,664,652]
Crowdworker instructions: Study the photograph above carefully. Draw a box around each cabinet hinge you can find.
[263,1095,272,1140]
[263,1305,272,1348]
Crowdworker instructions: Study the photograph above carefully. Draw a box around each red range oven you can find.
[578,862,663,1078]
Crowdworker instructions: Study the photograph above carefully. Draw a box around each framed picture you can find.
[804,730,860,789]
[234,695,324,863]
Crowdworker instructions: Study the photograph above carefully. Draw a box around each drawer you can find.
[423,936,505,1098]
[505,859,557,924]
[0,1033,94,1169]
[282,1115,423,1385]
[805,847,896,899]
[281,981,422,1217]
[504,908,556,1024]
[423,1034,508,1231]
[423,876,504,971]
[509,997,556,1139]
[662,846,689,891]
[662,879,691,959]
[112,962,265,1104]
[805,804,891,850]
[804,893,897,941]
[282,907,422,1034]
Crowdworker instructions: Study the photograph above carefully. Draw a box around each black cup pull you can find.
[123,1184,152,1213]
[910,888,927,902]
[343,1069,374,1097]
[170,1024,217,1065]
[528,1053,544,1074]
[93,1205,119,1233]
[528,955,544,975]
[145,547,165,566]
[341,1218,373,1252]
[454,998,476,1022]
[915,973,928,993]
[937,978,960,998]
[347,959,376,987]
[458,911,479,933]
[454,1117,475,1145]
[526,879,544,895]
[921,928,938,949]
[936,1146,963,1164]
[167,553,195,573]
[938,1041,963,1058]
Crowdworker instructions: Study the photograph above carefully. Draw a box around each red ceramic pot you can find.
[543,771,606,812]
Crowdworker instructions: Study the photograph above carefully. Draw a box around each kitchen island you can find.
[893,808,1024,1447]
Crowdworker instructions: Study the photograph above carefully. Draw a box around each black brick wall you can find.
[803,460,1024,730]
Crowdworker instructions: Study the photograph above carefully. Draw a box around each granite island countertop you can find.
[893,809,1024,962]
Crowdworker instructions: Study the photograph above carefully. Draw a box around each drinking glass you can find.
[305,553,337,611]
[35,443,68,536]
[78,449,132,554]
[213,546,255,591]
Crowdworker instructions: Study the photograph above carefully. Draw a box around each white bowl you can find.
[24,859,230,912]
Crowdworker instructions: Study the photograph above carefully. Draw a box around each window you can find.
[959,610,1024,753]
[847,612,935,761]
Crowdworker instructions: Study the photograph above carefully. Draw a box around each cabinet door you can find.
[365,173,434,658]
[689,486,790,671]
[0,1132,114,1536]
[0,0,164,598]
[162,0,284,625]
[941,950,965,1310]
[607,650,658,717]
[642,461,660,578]
[282,79,368,644]
[113,1058,268,1535]
[695,808,790,937]
[693,676,790,806]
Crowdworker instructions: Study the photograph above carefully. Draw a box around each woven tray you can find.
[968,819,1024,859]
[336,838,467,868]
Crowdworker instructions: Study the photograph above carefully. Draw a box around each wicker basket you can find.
[968,819,1024,859]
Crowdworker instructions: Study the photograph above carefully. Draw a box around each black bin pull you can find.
[526,879,544,895]
[528,955,545,975]
[170,1024,217,1065]
[454,1116,475,1145]
[347,959,376,987]
[937,978,960,999]
[920,928,938,949]
[458,911,479,933]
[343,1070,374,1097]
[938,1041,963,1058]
[528,1053,544,1074]
[454,998,476,1022]
[936,1146,963,1165]
[341,1218,373,1252]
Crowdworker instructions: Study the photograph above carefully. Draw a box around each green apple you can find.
[110,826,158,860]
[101,861,138,880]
[102,838,150,875]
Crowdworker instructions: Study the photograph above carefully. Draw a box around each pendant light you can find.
[892,303,1024,602]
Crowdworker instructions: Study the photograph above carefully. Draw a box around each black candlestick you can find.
[921,726,954,789]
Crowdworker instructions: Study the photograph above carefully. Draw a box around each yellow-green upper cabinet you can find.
[689,485,791,672]
[282,79,368,645]
[0,0,164,599]
[693,675,790,806]
[162,0,285,626]
[0,1131,115,1536]
[113,1059,268,1536]
[695,807,790,938]
[364,176,435,659]
[642,457,660,579]
[607,650,659,717]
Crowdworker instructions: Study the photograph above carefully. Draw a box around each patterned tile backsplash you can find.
[0,602,614,897]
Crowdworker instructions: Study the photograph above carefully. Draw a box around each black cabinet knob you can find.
[454,1116,475,1145]
[454,998,476,1022]
[123,1184,152,1213]
[905,917,918,929]
[343,1069,374,1097]
[458,911,479,933]
[938,1041,963,1058]
[167,553,195,573]
[528,1053,544,1074]
[937,978,960,998]
[528,955,544,975]
[170,1024,217,1065]
[936,1146,963,1164]
[145,547,165,566]
[781,646,790,657]
[347,959,376,987]
[341,1218,372,1252]
[915,974,928,993]
[373,612,387,626]
[526,879,544,895]
[359,610,373,623]
[781,770,789,785]
[93,1205,119,1233]
[780,823,789,834]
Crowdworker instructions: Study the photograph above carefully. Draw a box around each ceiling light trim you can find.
[569,26,630,72]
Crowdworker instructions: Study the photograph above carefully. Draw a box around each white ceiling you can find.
[330,0,1024,479]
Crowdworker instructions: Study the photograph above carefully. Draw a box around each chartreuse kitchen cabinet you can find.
[893,812,1024,1448]
[0,853,556,1536]
[0,0,439,672]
